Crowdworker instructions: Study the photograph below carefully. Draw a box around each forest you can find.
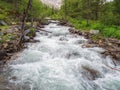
[0,0,120,39]
[0,0,120,90]
[59,0,120,39]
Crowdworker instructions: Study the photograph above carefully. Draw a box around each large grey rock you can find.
[24,36,30,42]
[25,29,30,36]
[90,30,99,35]
[0,20,7,26]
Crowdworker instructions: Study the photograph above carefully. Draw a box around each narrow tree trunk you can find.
[86,18,89,26]
[31,17,34,27]
[86,0,90,26]
[95,12,98,20]
[19,0,33,47]
[64,0,67,20]
[14,0,18,11]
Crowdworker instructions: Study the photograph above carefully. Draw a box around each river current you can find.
[3,21,120,90]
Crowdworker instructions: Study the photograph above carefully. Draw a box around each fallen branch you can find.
[105,65,120,72]
[40,29,52,33]
[36,27,52,33]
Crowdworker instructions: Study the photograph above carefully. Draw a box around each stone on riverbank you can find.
[90,30,99,35]
[69,27,120,62]
[0,20,7,26]
[58,20,73,27]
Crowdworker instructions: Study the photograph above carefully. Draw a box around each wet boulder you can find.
[0,51,7,60]
[29,39,40,43]
[24,29,31,36]
[24,36,30,42]
[66,51,80,59]
[58,20,67,26]
[59,37,68,41]
[81,66,103,80]
[69,28,83,35]
[40,21,49,25]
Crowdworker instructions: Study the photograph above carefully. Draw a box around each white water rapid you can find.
[6,21,120,90]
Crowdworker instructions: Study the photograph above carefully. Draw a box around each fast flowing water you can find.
[4,21,120,90]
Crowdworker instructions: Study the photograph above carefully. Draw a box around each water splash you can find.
[7,21,120,90]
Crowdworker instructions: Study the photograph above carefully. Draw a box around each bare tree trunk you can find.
[19,0,33,47]
[14,0,18,11]
[31,17,34,27]
[30,0,33,27]
[86,18,89,26]
[86,0,90,26]
[64,0,67,20]
[95,12,98,20]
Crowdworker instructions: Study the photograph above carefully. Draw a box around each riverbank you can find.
[0,20,50,66]
[0,25,20,65]
[0,20,120,90]
[59,20,120,63]
[1,19,120,66]
[69,18,120,39]
[69,27,120,64]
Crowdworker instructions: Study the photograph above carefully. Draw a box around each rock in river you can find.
[0,51,7,60]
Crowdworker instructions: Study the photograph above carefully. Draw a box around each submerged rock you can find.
[59,37,68,41]
[81,66,103,80]
[29,39,40,43]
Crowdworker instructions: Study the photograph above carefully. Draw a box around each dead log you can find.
[36,27,52,33]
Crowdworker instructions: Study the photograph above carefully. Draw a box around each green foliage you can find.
[114,0,120,14]
[0,0,120,39]
[68,17,120,39]
[28,27,35,37]
[0,0,54,22]
[0,33,15,43]
[0,14,6,20]
[59,0,120,39]
[0,26,9,29]
[30,27,35,33]
[17,0,52,19]
[0,1,14,21]
[50,11,63,19]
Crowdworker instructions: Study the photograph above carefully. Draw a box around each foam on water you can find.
[7,21,120,90]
